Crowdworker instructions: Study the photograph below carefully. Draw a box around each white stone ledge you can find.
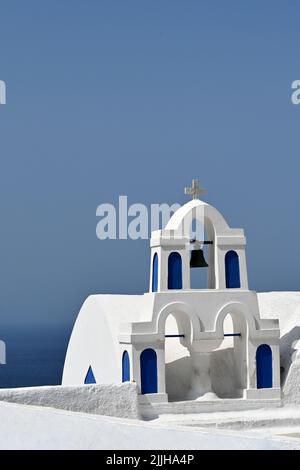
[0,383,140,419]
[244,388,281,400]
[138,393,168,405]
[140,396,282,419]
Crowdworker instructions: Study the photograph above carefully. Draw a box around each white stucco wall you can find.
[62,294,154,385]
[0,383,140,419]
[258,292,300,402]
[283,348,300,405]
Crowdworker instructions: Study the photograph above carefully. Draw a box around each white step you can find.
[140,397,282,420]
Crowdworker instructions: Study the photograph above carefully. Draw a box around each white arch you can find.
[165,199,230,238]
[214,302,256,337]
[156,302,201,342]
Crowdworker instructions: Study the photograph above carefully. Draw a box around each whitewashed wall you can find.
[0,383,140,419]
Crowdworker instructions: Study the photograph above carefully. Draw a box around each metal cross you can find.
[184,179,206,200]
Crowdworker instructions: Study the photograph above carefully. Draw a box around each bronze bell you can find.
[190,248,209,268]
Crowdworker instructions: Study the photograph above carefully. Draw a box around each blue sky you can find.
[0,1,299,328]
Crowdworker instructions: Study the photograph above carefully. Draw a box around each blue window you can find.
[122,351,130,382]
[140,348,158,394]
[84,366,96,384]
[152,253,158,292]
[256,344,273,389]
[225,250,241,288]
[168,252,182,290]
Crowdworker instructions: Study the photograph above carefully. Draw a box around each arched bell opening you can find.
[189,218,215,289]
[210,312,248,398]
[164,311,193,402]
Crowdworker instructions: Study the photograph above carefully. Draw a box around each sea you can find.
[0,325,72,388]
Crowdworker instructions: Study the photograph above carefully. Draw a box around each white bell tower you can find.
[149,180,249,293]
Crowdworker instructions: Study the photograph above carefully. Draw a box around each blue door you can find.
[84,366,96,384]
[140,348,158,394]
[256,344,273,389]
[168,252,182,289]
[122,351,130,382]
[225,250,241,288]
[152,253,158,292]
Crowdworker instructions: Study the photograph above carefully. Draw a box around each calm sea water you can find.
[0,326,72,388]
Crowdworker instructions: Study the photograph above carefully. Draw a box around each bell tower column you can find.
[150,231,189,292]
